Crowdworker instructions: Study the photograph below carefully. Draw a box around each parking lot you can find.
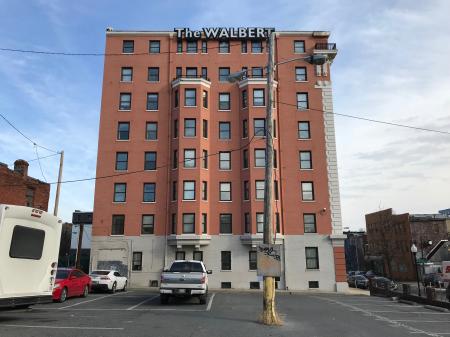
[0,290,449,337]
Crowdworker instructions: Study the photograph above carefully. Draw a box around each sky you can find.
[0,0,449,230]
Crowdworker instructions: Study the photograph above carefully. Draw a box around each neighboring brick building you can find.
[365,208,449,281]
[92,27,347,291]
[0,160,50,211]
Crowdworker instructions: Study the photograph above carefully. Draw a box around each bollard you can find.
[402,283,410,296]
[425,286,435,301]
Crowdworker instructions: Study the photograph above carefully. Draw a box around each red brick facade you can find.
[0,160,50,211]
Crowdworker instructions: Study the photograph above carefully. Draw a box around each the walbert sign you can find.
[174,27,275,40]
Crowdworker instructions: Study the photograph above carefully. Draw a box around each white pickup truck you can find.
[160,260,212,304]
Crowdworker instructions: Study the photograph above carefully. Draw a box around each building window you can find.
[219,182,231,201]
[132,252,142,271]
[202,90,208,108]
[298,121,311,139]
[254,149,266,167]
[255,181,265,200]
[186,67,197,78]
[119,93,131,110]
[309,281,319,288]
[146,93,159,110]
[243,149,249,168]
[250,282,260,289]
[115,152,128,171]
[171,213,176,234]
[144,152,157,170]
[176,251,185,260]
[113,183,126,202]
[254,119,266,136]
[301,182,314,201]
[273,149,277,168]
[143,183,156,202]
[202,119,208,138]
[201,40,208,53]
[186,40,197,53]
[173,119,179,138]
[295,67,307,81]
[244,213,250,233]
[145,122,158,140]
[25,188,34,207]
[141,215,154,234]
[149,40,160,53]
[274,180,279,200]
[112,215,125,235]
[253,89,265,106]
[183,181,195,200]
[148,67,159,82]
[220,214,232,234]
[202,150,208,169]
[219,93,230,110]
[304,214,317,233]
[256,213,264,233]
[305,247,319,269]
[251,67,263,78]
[121,67,132,81]
[221,282,231,289]
[219,152,231,170]
[242,90,248,108]
[184,118,196,137]
[242,119,248,138]
[297,92,309,110]
[122,40,134,53]
[251,40,263,53]
[184,149,196,168]
[300,151,312,169]
[202,181,207,200]
[194,251,203,261]
[172,181,177,201]
[219,67,230,82]
[219,41,230,53]
[177,39,183,53]
[294,40,305,53]
[249,251,257,270]
[117,122,130,140]
[241,41,247,53]
[273,119,277,138]
[219,122,231,139]
[242,66,248,77]
[183,213,195,234]
[176,67,182,79]
[201,214,207,234]
[185,88,196,106]
[174,90,179,108]
[172,150,178,169]
[243,181,249,200]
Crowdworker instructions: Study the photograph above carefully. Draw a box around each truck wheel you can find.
[199,294,207,305]
[160,294,169,304]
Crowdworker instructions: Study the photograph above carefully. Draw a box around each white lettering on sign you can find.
[174,27,275,40]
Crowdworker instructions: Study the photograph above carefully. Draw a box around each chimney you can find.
[14,159,29,177]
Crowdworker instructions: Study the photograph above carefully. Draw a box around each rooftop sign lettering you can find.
[174,27,275,40]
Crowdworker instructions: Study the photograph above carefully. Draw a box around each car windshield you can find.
[91,271,110,275]
[169,262,204,273]
[356,276,366,280]
[56,270,70,279]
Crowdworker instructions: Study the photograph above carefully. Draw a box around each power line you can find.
[34,145,47,182]
[0,113,59,153]
[276,101,450,136]
[0,135,261,187]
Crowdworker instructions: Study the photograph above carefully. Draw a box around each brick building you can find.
[0,160,50,211]
[91,27,347,291]
[365,208,449,281]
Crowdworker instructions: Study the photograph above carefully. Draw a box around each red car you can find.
[53,268,91,302]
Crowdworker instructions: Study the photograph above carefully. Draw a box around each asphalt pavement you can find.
[0,290,449,337]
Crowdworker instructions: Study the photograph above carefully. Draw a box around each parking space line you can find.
[394,320,450,323]
[366,310,450,314]
[0,324,123,330]
[58,292,127,309]
[126,294,159,310]
[206,293,216,311]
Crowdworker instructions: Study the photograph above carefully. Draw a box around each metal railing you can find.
[315,43,337,50]
[173,74,210,81]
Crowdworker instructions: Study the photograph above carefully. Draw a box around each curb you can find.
[398,299,416,305]
[423,305,449,313]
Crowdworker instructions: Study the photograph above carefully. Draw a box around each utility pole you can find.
[75,224,84,269]
[262,31,280,326]
[53,150,64,216]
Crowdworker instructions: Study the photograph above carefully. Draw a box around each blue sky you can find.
[1,0,449,230]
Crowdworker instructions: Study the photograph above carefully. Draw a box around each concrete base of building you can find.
[335,282,349,293]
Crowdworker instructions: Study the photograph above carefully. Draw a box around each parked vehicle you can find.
[371,276,398,290]
[423,273,445,288]
[364,270,376,279]
[160,260,212,304]
[53,268,91,302]
[0,205,62,309]
[89,270,127,293]
[354,275,369,289]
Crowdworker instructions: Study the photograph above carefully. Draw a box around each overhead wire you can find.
[34,145,47,182]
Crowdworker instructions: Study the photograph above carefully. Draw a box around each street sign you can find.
[72,212,93,225]
[257,244,281,277]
